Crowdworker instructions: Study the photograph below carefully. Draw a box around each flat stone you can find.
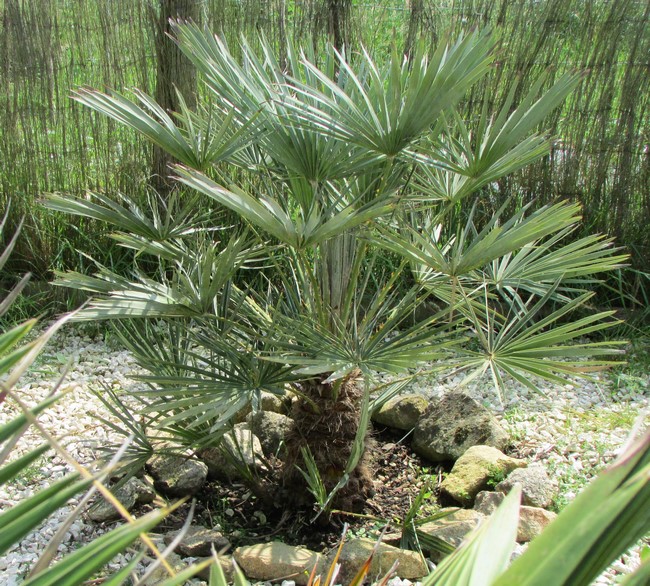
[164,525,231,557]
[234,542,324,586]
[147,453,208,497]
[496,464,557,508]
[412,393,509,462]
[440,445,526,506]
[372,394,429,431]
[334,538,428,583]
[418,509,485,562]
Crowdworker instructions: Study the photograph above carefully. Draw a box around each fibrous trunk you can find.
[281,374,375,513]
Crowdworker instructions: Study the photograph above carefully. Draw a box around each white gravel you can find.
[1,324,648,584]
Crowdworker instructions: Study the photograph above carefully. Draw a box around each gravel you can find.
[1,324,648,584]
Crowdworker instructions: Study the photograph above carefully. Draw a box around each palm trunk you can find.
[282,374,375,513]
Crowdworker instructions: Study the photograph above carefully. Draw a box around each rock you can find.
[235,392,290,422]
[195,555,235,582]
[164,525,231,557]
[412,393,510,462]
[372,394,429,431]
[147,453,208,497]
[234,542,324,586]
[495,464,557,508]
[474,490,558,542]
[140,552,185,585]
[473,490,505,516]
[88,477,141,522]
[518,506,557,542]
[334,538,428,583]
[134,476,156,505]
[198,423,266,480]
[440,445,526,506]
[247,411,292,458]
[418,509,485,562]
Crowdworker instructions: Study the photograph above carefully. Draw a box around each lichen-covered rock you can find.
[418,509,485,562]
[247,411,292,458]
[234,542,324,586]
[496,464,557,508]
[334,538,428,583]
[198,423,265,480]
[164,525,231,557]
[147,453,208,497]
[412,393,509,462]
[372,394,429,431]
[440,445,526,506]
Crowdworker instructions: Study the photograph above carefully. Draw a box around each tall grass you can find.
[0,0,647,300]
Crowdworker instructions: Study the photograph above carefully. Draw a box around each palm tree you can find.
[48,22,625,515]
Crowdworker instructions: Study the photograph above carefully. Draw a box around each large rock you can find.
[334,538,428,583]
[147,453,208,497]
[247,411,292,458]
[199,423,266,480]
[164,525,231,557]
[412,393,509,462]
[496,464,557,508]
[440,445,526,506]
[418,509,485,562]
[474,490,558,542]
[234,542,324,586]
[372,394,429,431]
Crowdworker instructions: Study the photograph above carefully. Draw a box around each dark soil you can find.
[151,428,449,554]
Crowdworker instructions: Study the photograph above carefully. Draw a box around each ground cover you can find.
[1,323,647,584]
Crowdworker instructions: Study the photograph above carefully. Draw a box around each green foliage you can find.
[49,22,625,514]
[0,220,212,583]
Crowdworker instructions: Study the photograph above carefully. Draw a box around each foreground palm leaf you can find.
[49,21,623,515]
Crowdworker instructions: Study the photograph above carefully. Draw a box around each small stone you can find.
[418,509,485,562]
[440,445,526,506]
[247,411,292,458]
[518,506,557,543]
[88,477,140,522]
[198,424,265,481]
[147,453,208,497]
[164,525,231,557]
[372,394,429,430]
[495,464,557,508]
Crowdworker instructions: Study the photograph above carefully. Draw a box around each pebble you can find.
[1,325,647,584]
